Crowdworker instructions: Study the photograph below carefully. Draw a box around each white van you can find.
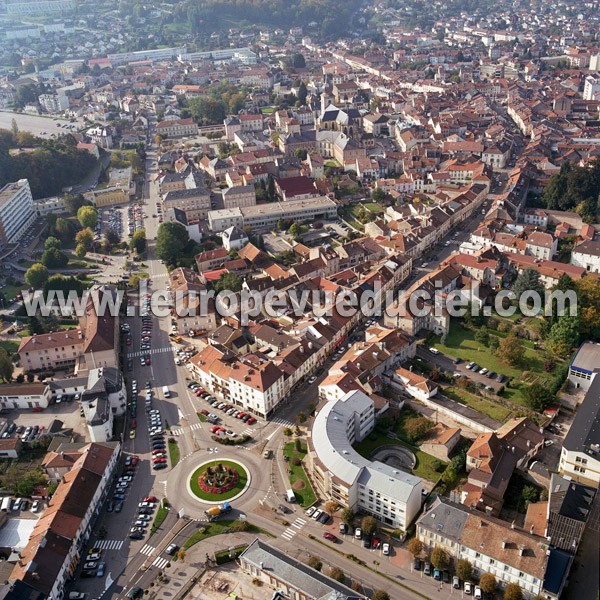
[1,497,11,512]
[162,386,170,398]
[286,489,296,503]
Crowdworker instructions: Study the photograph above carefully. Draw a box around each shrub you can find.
[329,567,345,583]
[307,556,322,571]
[407,538,423,557]
[291,457,301,466]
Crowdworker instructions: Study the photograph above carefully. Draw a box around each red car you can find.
[210,425,221,433]
[199,409,209,416]
[194,389,203,396]
[144,495,158,502]
[151,450,164,455]
[131,455,140,466]
[153,457,166,464]
[247,417,256,425]
[31,407,44,412]
[323,532,338,542]
[237,412,247,419]
[131,419,137,429]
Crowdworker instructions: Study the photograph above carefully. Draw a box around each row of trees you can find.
[406,540,531,599]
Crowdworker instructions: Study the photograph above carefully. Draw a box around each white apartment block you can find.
[570,240,600,273]
[583,75,600,100]
[0,179,35,249]
[307,390,423,530]
[38,93,69,113]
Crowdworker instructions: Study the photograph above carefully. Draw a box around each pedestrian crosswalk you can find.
[281,517,306,540]
[152,556,169,569]
[171,423,202,436]
[242,427,255,436]
[270,416,294,426]
[140,544,155,556]
[127,346,175,359]
[96,539,124,551]
[292,517,306,529]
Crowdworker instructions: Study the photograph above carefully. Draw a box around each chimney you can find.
[502,539,507,549]
[530,525,534,535]
[519,545,525,556]
[511,520,516,529]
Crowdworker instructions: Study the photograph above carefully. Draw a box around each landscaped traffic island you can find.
[189,460,249,502]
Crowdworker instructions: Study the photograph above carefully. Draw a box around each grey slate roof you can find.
[563,374,600,455]
[239,538,366,600]
[416,496,469,542]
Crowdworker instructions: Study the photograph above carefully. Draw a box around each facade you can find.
[0,383,52,411]
[568,342,600,391]
[559,374,600,488]
[38,93,69,113]
[307,390,423,530]
[9,443,120,598]
[0,179,35,250]
[239,538,367,600]
[163,188,211,222]
[18,329,85,372]
[156,118,198,138]
[416,497,561,599]
[222,184,257,209]
[208,196,338,233]
[571,240,600,273]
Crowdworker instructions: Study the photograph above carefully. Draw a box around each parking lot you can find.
[4,401,88,438]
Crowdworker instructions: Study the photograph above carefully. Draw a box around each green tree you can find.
[0,349,13,382]
[289,221,306,241]
[403,416,433,442]
[371,187,387,203]
[547,316,581,357]
[474,326,490,346]
[42,248,69,269]
[130,228,147,254]
[479,573,497,594]
[504,584,523,600]
[214,272,243,294]
[64,193,87,215]
[25,263,49,288]
[328,566,345,583]
[295,411,307,424]
[371,592,390,600]
[43,275,84,297]
[407,538,423,557]
[75,227,94,250]
[104,228,120,248]
[297,81,308,106]
[523,382,555,412]
[497,332,524,366]
[77,205,98,229]
[75,243,87,259]
[54,218,71,239]
[292,53,306,68]
[430,547,448,570]
[456,559,473,582]
[44,236,61,251]
[360,515,377,536]
[156,222,189,264]
[342,508,355,525]
[513,267,544,300]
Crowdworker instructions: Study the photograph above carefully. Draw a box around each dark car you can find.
[153,462,167,470]
[362,536,371,549]
[115,501,124,513]
[318,512,330,524]
[452,357,462,364]
[442,570,450,583]
[278,504,291,514]
[106,501,114,513]
[130,530,144,540]
[414,558,422,571]
[81,569,96,578]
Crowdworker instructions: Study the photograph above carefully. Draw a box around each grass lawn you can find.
[362,202,384,213]
[183,520,269,549]
[0,340,19,356]
[189,460,248,501]
[260,106,275,114]
[2,283,25,300]
[151,504,169,534]
[197,412,207,422]
[168,439,180,468]
[444,387,513,422]
[354,433,446,483]
[283,442,317,507]
[215,545,247,564]
[431,322,551,384]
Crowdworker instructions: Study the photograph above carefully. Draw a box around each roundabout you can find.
[185,458,251,505]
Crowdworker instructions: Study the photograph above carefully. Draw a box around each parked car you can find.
[382,543,390,555]
[453,575,460,589]
[305,507,316,517]
[165,543,178,555]
[354,527,362,540]
[322,532,338,542]
[464,582,473,595]
[424,562,431,576]
[413,558,422,571]
[311,509,323,521]
[474,585,482,599]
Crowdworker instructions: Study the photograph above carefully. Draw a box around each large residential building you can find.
[559,374,600,488]
[221,184,257,209]
[163,187,211,222]
[156,118,198,138]
[416,497,570,599]
[9,442,120,598]
[208,196,338,232]
[307,390,423,530]
[189,344,286,419]
[239,538,367,600]
[0,179,35,250]
[18,329,85,372]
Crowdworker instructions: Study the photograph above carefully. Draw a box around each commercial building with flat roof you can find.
[0,179,35,250]
[559,374,600,488]
[568,342,600,391]
[208,196,338,233]
[307,390,423,530]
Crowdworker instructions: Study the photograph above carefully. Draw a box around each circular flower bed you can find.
[189,460,249,502]
[197,463,239,495]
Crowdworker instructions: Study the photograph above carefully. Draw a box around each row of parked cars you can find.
[129,496,159,540]
[128,204,144,237]
[107,454,139,514]
[465,362,507,383]
[414,559,480,595]
[188,382,258,425]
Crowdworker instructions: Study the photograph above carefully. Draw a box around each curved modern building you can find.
[307,390,424,530]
